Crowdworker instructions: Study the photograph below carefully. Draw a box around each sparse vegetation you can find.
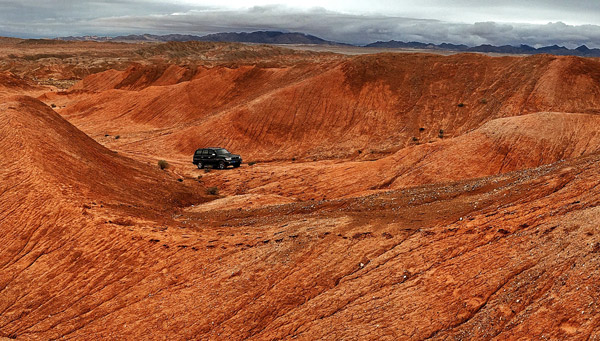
[457,103,465,107]
[112,217,134,226]
[206,187,219,195]
[419,127,425,132]
[158,159,169,170]
[248,161,257,166]
[412,137,419,142]
[51,103,56,108]
[438,129,444,138]
[480,98,488,104]
[114,135,120,139]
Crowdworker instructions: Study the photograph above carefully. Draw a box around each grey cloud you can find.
[0,0,200,37]
[80,6,600,48]
[402,0,600,23]
[1,3,600,48]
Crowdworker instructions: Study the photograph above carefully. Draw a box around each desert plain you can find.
[1,38,600,339]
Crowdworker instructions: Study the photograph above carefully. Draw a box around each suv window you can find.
[201,149,208,155]
[195,149,202,155]
[215,148,229,155]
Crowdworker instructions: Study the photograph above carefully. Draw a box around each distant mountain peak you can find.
[366,40,600,57]
[58,31,344,46]
[55,31,600,57]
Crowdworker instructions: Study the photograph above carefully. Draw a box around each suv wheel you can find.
[217,161,226,170]
[197,162,204,169]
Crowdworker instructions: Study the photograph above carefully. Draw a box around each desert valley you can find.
[2,37,600,339]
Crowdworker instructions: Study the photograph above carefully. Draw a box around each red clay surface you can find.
[1,39,600,339]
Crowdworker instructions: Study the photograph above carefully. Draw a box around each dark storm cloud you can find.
[89,6,600,48]
[1,2,600,48]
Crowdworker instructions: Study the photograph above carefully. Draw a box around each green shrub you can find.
[206,187,219,195]
[248,161,256,166]
[115,135,120,139]
[158,159,169,170]
[457,103,465,107]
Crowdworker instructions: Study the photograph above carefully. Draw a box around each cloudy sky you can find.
[2,0,600,47]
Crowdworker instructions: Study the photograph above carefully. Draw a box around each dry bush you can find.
[158,159,169,170]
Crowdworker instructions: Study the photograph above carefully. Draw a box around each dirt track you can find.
[1,40,600,339]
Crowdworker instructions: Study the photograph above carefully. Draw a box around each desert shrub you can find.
[412,137,419,142]
[112,217,134,226]
[158,159,169,170]
[419,127,425,131]
[480,98,487,104]
[50,103,56,108]
[248,161,256,166]
[115,135,120,139]
[206,187,219,195]
[438,129,444,138]
[457,103,465,107]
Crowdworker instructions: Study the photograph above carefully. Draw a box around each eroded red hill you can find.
[1,94,203,207]
[57,53,600,163]
[0,93,211,339]
[3,42,600,339]
[199,111,600,200]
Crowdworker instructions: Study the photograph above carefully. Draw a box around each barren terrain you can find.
[2,38,600,339]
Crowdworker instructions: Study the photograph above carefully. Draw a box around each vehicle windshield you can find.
[215,148,230,155]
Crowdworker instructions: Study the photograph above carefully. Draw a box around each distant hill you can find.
[59,31,344,45]
[197,31,344,45]
[366,40,600,57]
[366,40,469,51]
[57,31,600,57]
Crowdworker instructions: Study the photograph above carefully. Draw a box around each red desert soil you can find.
[200,111,600,200]
[57,53,600,162]
[2,40,600,339]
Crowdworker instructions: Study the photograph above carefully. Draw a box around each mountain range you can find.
[58,31,600,57]
[366,40,600,57]
[59,31,344,45]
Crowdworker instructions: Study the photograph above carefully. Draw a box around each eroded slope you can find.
[199,111,600,201]
[2,43,600,340]
[57,53,600,161]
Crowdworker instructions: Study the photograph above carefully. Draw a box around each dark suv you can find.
[193,148,242,170]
